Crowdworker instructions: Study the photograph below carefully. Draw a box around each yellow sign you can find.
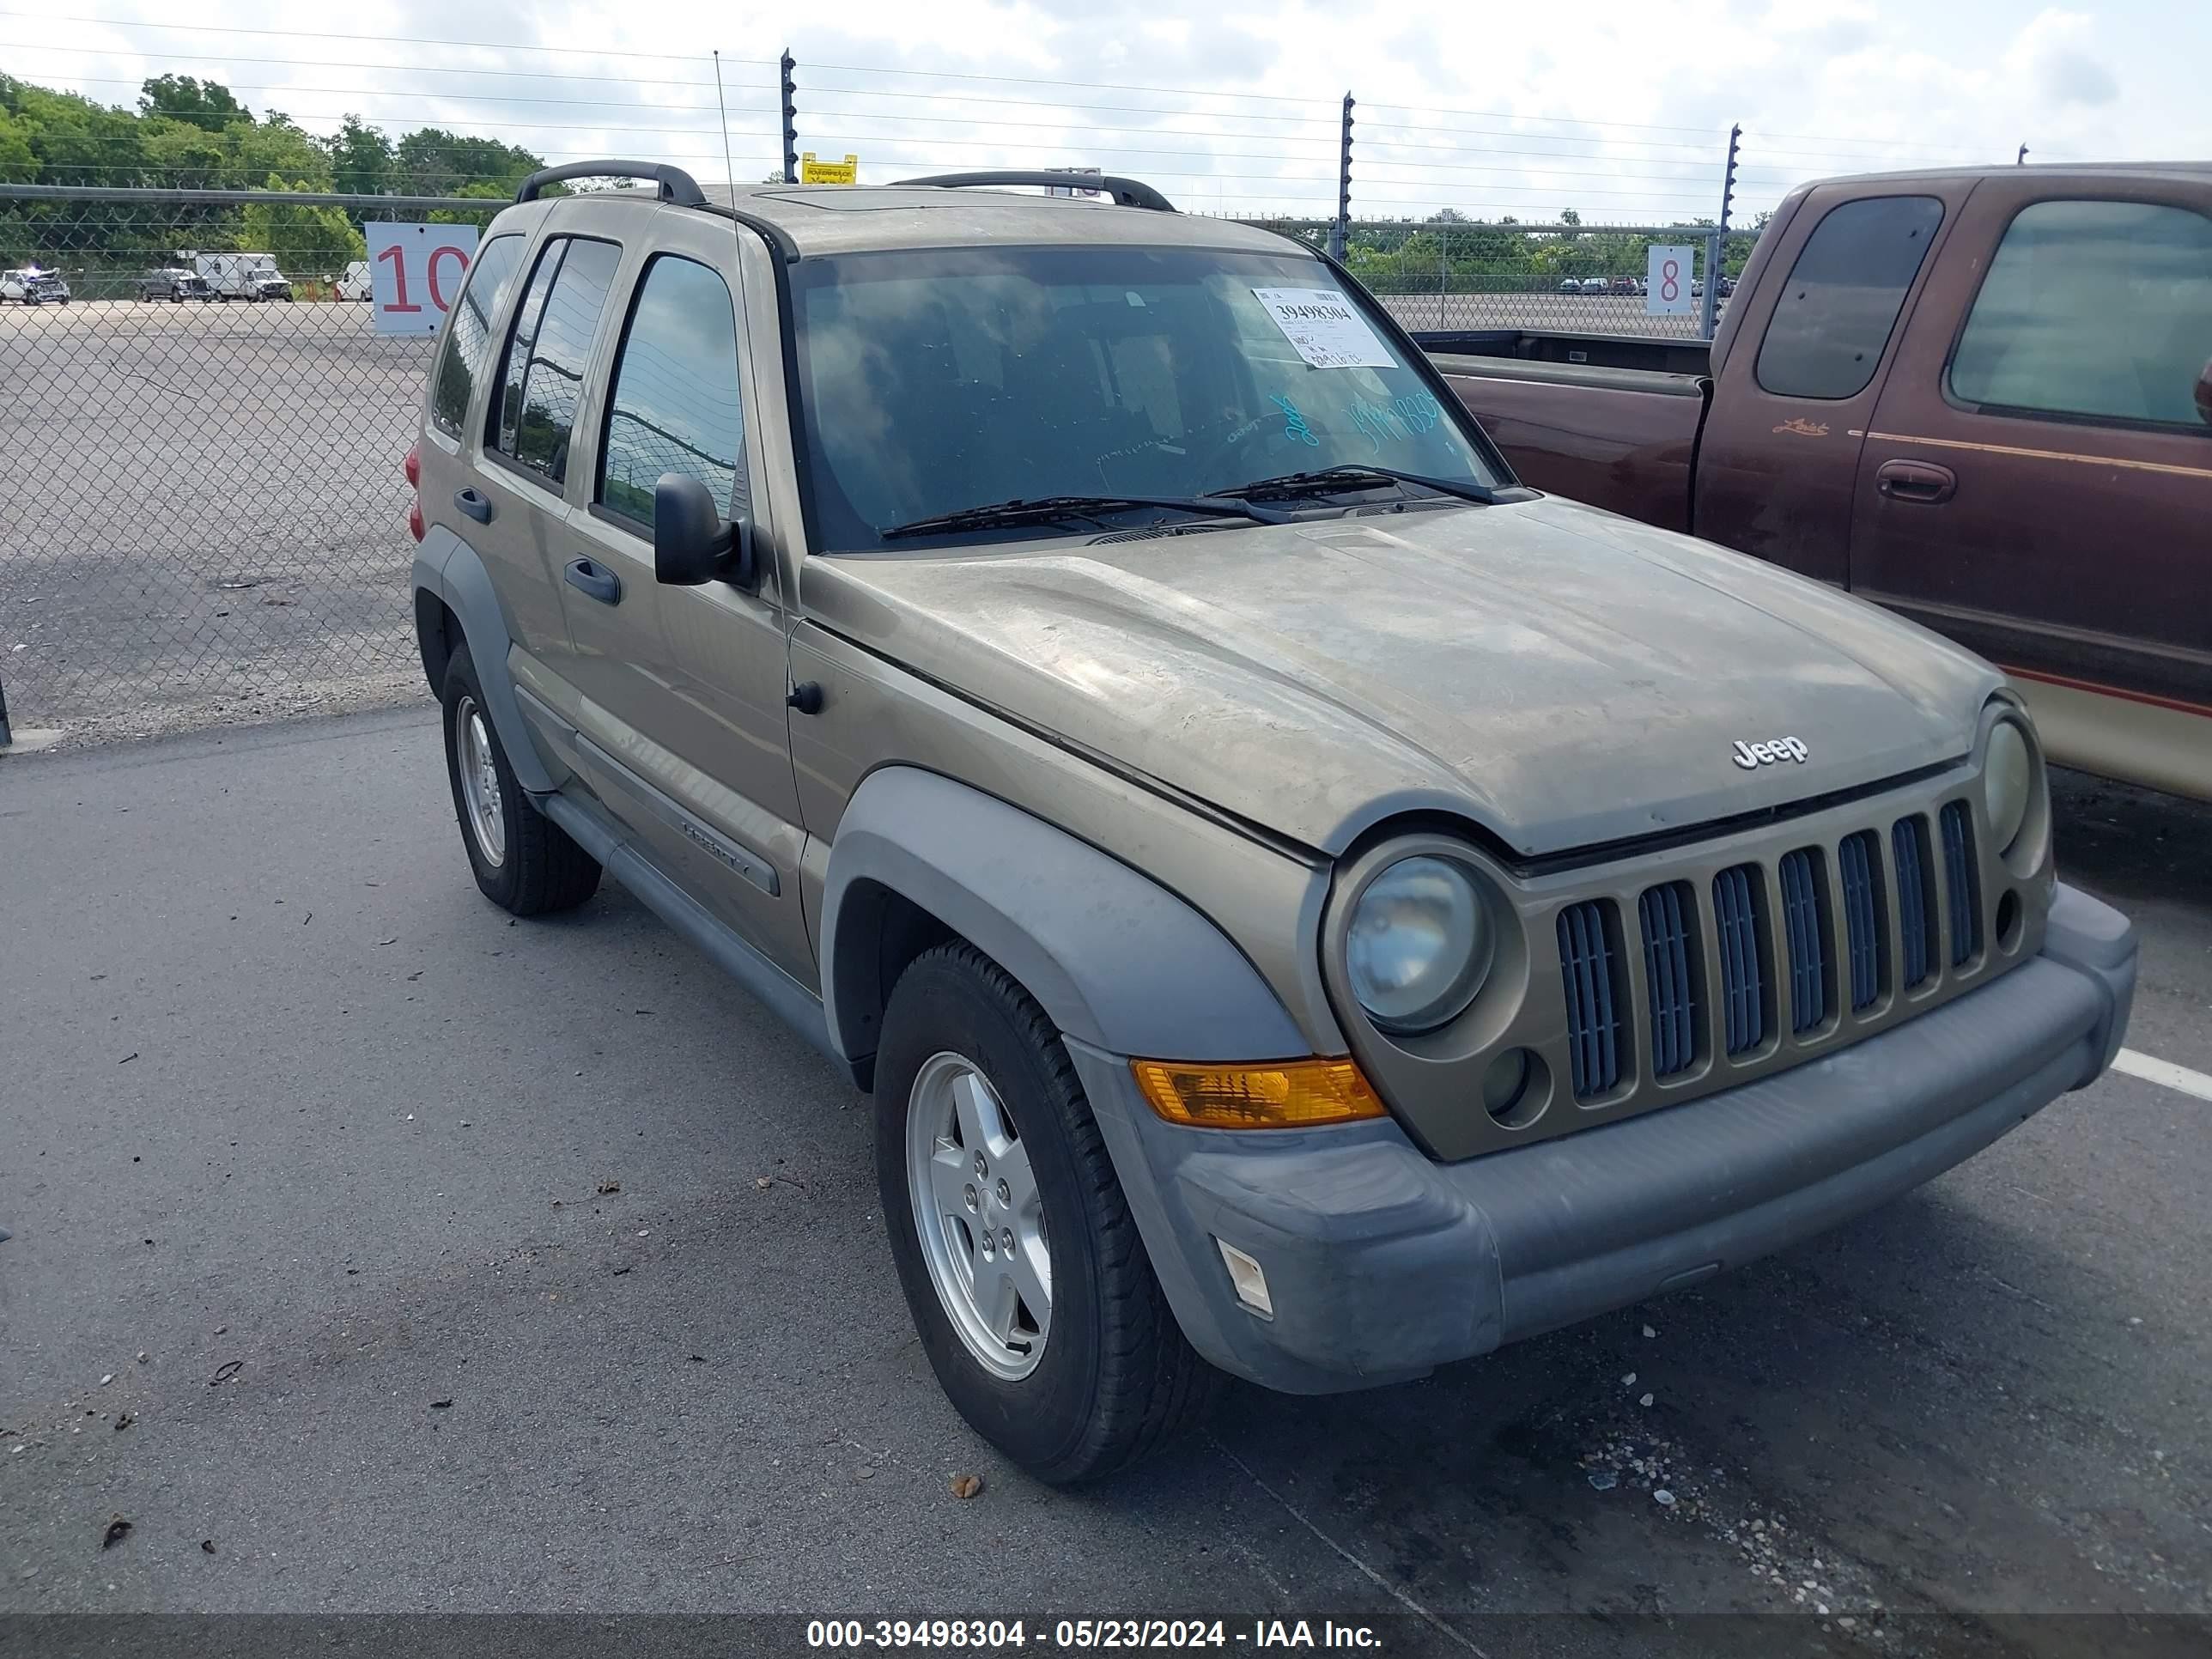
[799,152,859,186]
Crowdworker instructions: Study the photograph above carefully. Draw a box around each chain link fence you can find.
[2,183,1751,744]
[0,185,492,743]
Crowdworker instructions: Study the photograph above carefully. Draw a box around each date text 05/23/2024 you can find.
[805,1620,1384,1650]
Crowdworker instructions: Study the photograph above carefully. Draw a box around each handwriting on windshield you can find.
[1270,394,1321,448]
[1350,391,1445,453]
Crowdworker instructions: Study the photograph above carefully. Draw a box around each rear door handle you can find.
[454,487,494,524]
[1875,459,1957,504]
[563,557,622,605]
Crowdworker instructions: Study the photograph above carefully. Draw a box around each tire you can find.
[440,642,601,916]
[874,942,1222,1484]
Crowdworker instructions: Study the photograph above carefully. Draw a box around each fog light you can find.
[1216,1239,1273,1317]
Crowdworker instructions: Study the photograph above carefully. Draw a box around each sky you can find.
[4,0,2207,223]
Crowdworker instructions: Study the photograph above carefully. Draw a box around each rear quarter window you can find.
[1755,196,1944,400]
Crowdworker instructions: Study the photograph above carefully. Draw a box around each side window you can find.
[1949,199,2212,430]
[489,236,621,483]
[490,240,563,457]
[429,233,525,440]
[1756,196,1944,400]
[597,255,747,526]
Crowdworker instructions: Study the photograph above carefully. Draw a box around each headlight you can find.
[1346,856,1489,1034]
[1984,720,2033,853]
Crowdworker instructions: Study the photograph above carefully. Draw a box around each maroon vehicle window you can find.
[1755,196,1944,400]
[1947,198,2212,432]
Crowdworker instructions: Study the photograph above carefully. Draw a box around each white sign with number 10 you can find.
[365,222,480,337]
[1645,244,1696,316]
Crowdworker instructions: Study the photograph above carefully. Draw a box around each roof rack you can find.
[892,171,1176,213]
[514,161,708,207]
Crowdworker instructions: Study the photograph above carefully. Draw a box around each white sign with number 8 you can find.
[365,222,480,337]
[1645,243,1696,316]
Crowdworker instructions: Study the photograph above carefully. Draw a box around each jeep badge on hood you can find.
[1733,737,1810,769]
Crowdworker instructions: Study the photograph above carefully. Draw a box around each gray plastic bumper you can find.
[1073,882,2136,1395]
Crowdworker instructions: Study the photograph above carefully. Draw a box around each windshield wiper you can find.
[879,492,1285,540]
[1211,464,1505,507]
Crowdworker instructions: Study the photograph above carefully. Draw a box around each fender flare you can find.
[411,527,557,795]
[821,767,1307,1068]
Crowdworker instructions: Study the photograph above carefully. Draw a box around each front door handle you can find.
[454,487,494,524]
[563,557,622,605]
[1875,459,1957,504]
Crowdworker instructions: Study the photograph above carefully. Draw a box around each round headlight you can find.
[1346,856,1489,1034]
[1984,720,2033,852]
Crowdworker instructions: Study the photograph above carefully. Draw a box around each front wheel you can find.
[875,944,1221,1484]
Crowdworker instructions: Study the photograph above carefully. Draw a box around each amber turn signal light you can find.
[1131,1059,1387,1129]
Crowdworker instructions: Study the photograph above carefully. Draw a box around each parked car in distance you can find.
[337,260,374,301]
[137,266,216,302]
[1,265,70,305]
[1580,275,1610,294]
[1422,162,2212,801]
[1557,277,1583,294]
[1607,274,1640,295]
[408,161,2136,1484]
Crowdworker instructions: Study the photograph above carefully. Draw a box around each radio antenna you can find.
[711,50,744,233]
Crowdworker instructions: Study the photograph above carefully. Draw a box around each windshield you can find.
[790,244,1507,550]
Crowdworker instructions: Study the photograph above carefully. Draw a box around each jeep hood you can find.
[801,495,2001,858]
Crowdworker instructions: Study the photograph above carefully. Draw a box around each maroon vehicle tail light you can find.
[404,442,420,489]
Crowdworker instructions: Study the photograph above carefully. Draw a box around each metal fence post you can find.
[0,672,13,750]
[1330,93,1354,262]
[1699,124,1741,341]
[780,51,799,185]
[1438,228,1448,330]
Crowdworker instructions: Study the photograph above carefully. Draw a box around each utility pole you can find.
[1330,93,1353,262]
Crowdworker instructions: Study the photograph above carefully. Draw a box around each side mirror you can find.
[2196,357,2212,427]
[653,473,753,588]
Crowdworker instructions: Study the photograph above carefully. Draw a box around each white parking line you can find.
[2113,1048,2212,1103]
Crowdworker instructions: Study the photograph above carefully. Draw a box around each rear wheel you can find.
[875,943,1221,1484]
[440,643,601,916]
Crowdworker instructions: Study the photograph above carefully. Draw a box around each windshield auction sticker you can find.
[1249,288,1396,369]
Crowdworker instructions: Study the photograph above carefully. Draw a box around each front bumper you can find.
[1073,882,2136,1395]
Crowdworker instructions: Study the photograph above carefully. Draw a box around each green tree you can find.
[240,173,365,275]
[325,114,393,197]
[138,75,251,125]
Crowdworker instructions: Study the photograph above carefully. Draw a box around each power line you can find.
[1359,101,1722,135]
[0,10,754,64]
[0,40,723,88]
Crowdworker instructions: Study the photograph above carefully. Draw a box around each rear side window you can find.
[1949,199,2212,430]
[489,236,621,483]
[1756,196,1943,400]
[428,233,524,440]
[598,255,747,527]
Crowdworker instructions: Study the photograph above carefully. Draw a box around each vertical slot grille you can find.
[1638,882,1698,1079]
[1893,816,1936,989]
[1712,865,1767,1056]
[1838,830,1883,1012]
[1940,800,1980,964]
[1557,901,1622,1098]
[1778,849,1828,1035]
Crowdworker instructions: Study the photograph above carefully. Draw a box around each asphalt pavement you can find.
[2,708,2207,1652]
